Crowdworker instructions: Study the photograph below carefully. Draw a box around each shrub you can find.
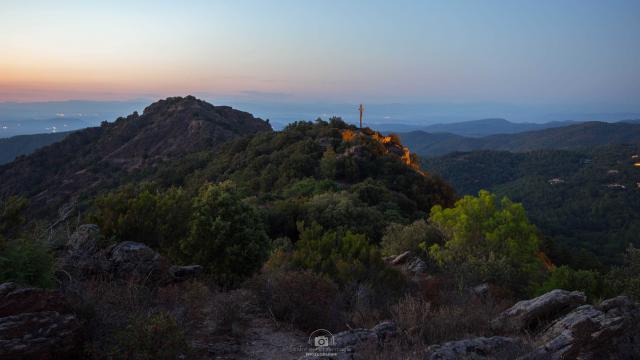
[180,181,270,285]
[536,265,606,300]
[606,246,640,301]
[380,219,442,256]
[249,270,344,332]
[111,311,189,360]
[88,183,191,256]
[210,289,254,336]
[428,190,546,296]
[0,238,54,288]
[291,223,405,294]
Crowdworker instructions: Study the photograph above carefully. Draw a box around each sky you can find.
[1,0,639,112]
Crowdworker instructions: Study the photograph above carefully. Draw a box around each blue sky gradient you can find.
[1,0,639,113]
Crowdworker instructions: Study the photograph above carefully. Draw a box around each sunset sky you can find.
[1,0,639,108]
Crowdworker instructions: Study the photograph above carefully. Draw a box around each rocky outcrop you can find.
[0,283,70,318]
[422,290,640,359]
[319,320,398,359]
[0,283,83,359]
[491,289,586,332]
[387,252,429,277]
[424,336,525,360]
[60,225,199,283]
[525,295,640,360]
[169,265,203,281]
[105,241,169,281]
[58,224,106,276]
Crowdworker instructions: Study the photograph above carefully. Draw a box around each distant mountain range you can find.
[377,118,582,136]
[400,121,640,157]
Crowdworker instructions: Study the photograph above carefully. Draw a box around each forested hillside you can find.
[2,97,639,359]
[425,145,640,267]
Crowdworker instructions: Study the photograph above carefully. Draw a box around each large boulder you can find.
[423,336,525,360]
[105,241,169,281]
[0,283,83,359]
[60,225,199,283]
[525,296,640,360]
[491,289,586,333]
[58,224,107,276]
[324,320,398,359]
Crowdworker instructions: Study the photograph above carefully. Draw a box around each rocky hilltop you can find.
[0,96,271,215]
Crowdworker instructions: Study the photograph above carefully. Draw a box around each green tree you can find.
[536,265,605,300]
[0,197,54,288]
[0,196,28,246]
[320,146,338,179]
[380,219,442,256]
[606,246,640,301]
[181,181,270,285]
[289,222,405,299]
[89,184,191,256]
[429,190,546,295]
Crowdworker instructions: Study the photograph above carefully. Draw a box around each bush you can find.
[111,311,189,360]
[291,223,405,294]
[536,265,606,300]
[249,270,344,331]
[0,238,54,288]
[428,190,546,296]
[180,181,271,285]
[88,183,191,257]
[606,246,640,301]
[380,219,442,256]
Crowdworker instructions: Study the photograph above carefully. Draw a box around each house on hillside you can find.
[605,183,626,190]
[548,178,565,185]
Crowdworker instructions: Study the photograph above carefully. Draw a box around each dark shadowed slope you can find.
[400,121,640,157]
[0,96,272,215]
[0,132,71,165]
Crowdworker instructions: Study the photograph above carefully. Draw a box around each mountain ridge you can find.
[0,96,272,215]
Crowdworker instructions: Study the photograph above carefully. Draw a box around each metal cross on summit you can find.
[358,104,364,128]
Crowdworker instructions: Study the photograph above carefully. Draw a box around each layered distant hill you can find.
[400,121,640,157]
[424,145,640,267]
[0,132,71,165]
[377,118,580,136]
[0,96,272,215]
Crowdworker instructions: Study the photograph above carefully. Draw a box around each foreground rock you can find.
[525,295,640,360]
[328,320,397,359]
[491,289,586,332]
[0,283,83,359]
[424,336,526,360]
[59,225,199,283]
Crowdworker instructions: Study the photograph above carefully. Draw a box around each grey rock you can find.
[525,295,640,360]
[391,251,412,265]
[407,257,428,274]
[0,282,17,297]
[169,265,203,281]
[0,311,82,359]
[491,289,586,333]
[472,283,490,297]
[105,241,169,281]
[424,336,524,360]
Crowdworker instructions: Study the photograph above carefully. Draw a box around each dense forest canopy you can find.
[424,144,640,268]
